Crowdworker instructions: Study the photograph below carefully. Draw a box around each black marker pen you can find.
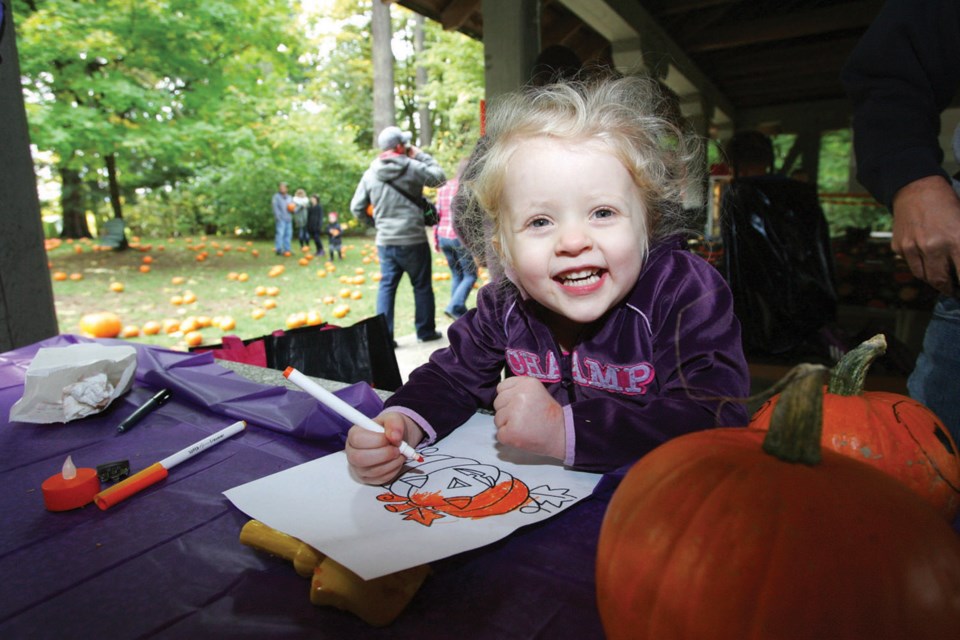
[117,388,171,434]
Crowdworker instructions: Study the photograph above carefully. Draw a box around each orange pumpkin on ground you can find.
[142,321,162,335]
[79,312,123,338]
[750,334,960,520]
[184,331,203,347]
[596,365,960,640]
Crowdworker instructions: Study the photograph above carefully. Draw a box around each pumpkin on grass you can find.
[750,334,960,520]
[596,364,960,640]
[79,312,123,338]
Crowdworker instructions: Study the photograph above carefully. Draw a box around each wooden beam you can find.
[706,38,860,81]
[736,98,853,133]
[658,0,739,17]
[560,0,735,118]
[440,0,480,31]
[684,1,883,53]
[540,9,586,45]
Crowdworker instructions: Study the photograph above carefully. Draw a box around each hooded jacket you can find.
[350,150,446,246]
[384,238,750,473]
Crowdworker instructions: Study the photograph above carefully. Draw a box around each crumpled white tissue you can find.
[9,344,137,424]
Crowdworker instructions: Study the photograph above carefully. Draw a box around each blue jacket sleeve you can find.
[841,0,960,208]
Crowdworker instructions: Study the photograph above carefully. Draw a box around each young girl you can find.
[347,75,750,484]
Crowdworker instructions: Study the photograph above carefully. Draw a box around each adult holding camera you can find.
[350,126,446,346]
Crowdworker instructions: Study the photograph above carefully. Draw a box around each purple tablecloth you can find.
[0,336,609,638]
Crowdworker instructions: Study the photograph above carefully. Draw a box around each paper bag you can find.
[9,344,137,423]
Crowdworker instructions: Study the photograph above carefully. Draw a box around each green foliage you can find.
[817,129,890,234]
[16,0,306,232]
[415,17,485,169]
[18,0,485,238]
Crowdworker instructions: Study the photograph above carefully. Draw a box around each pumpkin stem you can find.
[827,334,886,396]
[762,364,829,465]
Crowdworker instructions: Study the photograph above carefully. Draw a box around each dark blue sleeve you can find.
[841,0,960,208]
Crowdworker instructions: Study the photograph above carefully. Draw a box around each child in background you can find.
[325,211,343,261]
[346,75,750,484]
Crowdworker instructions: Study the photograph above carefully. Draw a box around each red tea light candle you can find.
[41,455,100,511]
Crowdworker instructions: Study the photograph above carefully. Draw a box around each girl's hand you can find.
[493,376,565,460]
[345,411,424,485]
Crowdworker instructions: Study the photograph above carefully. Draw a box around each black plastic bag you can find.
[265,314,403,391]
[720,176,838,355]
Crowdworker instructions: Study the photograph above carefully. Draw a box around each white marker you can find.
[94,420,246,510]
[283,366,423,463]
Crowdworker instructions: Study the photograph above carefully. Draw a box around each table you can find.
[0,335,609,639]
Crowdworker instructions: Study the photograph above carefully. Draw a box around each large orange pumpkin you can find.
[750,334,960,520]
[596,365,960,640]
[79,312,123,338]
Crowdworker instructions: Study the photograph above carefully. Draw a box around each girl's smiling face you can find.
[500,137,648,330]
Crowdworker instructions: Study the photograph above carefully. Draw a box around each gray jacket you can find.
[350,150,446,246]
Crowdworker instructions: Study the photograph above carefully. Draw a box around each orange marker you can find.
[283,366,423,463]
[94,420,246,510]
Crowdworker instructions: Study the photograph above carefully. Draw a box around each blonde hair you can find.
[294,188,307,197]
[457,74,701,278]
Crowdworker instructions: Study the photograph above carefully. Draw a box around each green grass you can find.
[46,233,475,350]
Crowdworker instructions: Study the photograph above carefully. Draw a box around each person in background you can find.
[306,194,325,256]
[841,0,960,443]
[345,75,749,485]
[720,130,839,359]
[529,44,583,87]
[271,182,293,256]
[349,126,446,345]
[434,159,478,320]
[325,210,343,261]
[292,188,310,250]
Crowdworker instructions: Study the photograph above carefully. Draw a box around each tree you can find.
[15,0,303,236]
[413,13,431,148]
[314,0,484,167]
[371,0,394,143]
[18,0,486,238]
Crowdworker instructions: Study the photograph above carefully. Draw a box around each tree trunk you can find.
[59,166,92,239]
[105,152,123,219]
[414,13,431,147]
[371,0,395,145]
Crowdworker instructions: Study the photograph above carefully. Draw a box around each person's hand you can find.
[406,145,421,158]
[493,376,565,460]
[345,411,424,485]
[891,175,960,295]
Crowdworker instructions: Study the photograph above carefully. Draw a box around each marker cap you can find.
[94,463,169,510]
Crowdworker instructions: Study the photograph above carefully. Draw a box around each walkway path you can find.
[392,318,453,383]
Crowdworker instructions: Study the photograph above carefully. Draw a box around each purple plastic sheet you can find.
[0,336,608,638]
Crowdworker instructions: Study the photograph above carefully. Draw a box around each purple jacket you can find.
[385,238,750,472]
